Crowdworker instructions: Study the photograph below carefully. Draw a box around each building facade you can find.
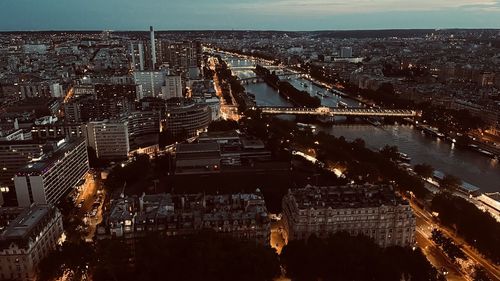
[122,111,160,150]
[85,120,130,160]
[282,185,416,247]
[97,192,270,244]
[165,100,211,138]
[14,138,89,207]
[161,75,183,100]
[133,71,166,99]
[0,205,63,281]
[0,141,45,190]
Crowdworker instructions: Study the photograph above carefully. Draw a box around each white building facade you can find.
[85,121,130,160]
[14,138,89,207]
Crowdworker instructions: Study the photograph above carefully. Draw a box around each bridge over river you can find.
[256,106,420,118]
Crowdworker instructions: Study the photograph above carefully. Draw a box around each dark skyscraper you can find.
[150,26,156,70]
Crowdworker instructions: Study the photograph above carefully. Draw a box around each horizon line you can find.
[1,27,500,33]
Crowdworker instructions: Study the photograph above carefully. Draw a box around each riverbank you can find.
[218,51,500,194]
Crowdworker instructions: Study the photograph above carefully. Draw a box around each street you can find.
[73,172,105,242]
[410,200,500,281]
[270,221,286,255]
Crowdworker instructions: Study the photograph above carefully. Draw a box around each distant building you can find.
[198,131,272,167]
[282,185,416,247]
[175,143,221,175]
[14,138,88,207]
[340,47,353,58]
[97,192,270,244]
[0,205,63,281]
[123,111,160,150]
[19,83,50,99]
[165,99,211,138]
[133,70,166,99]
[161,75,183,100]
[85,120,130,160]
[150,26,157,70]
[0,140,46,190]
[31,123,85,141]
[64,84,136,123]
[49,83,63,98]
[129,42,145,71]
[159,41,201,78]
[0,129,31,142]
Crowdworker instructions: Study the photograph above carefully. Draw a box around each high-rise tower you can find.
[150,26,156,70]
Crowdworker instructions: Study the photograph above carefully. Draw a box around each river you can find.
[220,53,500,193]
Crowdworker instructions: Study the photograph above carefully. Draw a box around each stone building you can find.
[97,191,270,244]
[282,185,415,247]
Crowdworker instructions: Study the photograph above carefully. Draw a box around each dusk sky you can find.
[0,0,499,31]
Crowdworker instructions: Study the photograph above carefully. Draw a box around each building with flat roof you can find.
[122,111,160,150]
[14,138,89,207]
[133,70,166,99]
[0,204,63,281]
[0,140,46,190]
[85,120,130,160]
[97,191,269,244]
[175,143,221,175]
[161,75,183,100]
[165,100,211,138]
[282,185,416,247]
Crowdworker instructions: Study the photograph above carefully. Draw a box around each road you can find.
[74,172,105,242]
[414,216,466,280]
[410,200,500,281]
[270,221,286,255]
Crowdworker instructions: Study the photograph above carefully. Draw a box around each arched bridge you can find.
[256,106,420,117]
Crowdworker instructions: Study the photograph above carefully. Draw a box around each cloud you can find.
[459,0,500,11]
[230,0,500,15]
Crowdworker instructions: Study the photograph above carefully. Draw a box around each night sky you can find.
[0,0,499,31]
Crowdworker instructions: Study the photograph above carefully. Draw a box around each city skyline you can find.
[0,0,499,31]
[0,1,500,279]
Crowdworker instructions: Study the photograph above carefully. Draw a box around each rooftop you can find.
[288,184,408,209]
[0,205,55,241]
[176,142,220,154]
[16,137,85,175]
[198,130,240,141]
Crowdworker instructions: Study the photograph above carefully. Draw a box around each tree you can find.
[208,119,239,132]
[281,232,442,281]
[380,145,399,160]
[93,232,280,281]
[431,193,500,263]
[473,266,491,281]
[439,174,462,191]
[414,163,434,179]
[38,241,94,281]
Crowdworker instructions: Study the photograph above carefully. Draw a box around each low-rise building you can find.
[97,192,270,244]
[282,185,415,247]
[175,143,221,175]
[0,205,63,281]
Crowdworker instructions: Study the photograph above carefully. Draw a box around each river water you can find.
[221,54,500,193]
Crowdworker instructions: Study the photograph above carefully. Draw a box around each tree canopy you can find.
[414,163,434,179]
[92,232,280,281]
[281,233,443,281]
[431,193,500,263]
